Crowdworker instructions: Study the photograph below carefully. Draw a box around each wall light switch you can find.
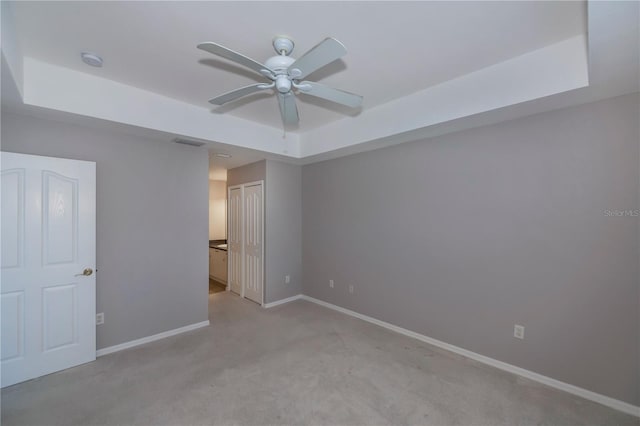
[348,285,354,294]
[285,275,290,284]
[96,313,104,325]
[329,279,334,288]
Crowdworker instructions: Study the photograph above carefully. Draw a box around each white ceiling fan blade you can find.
[208,84,271,106]
[298,81,363,108]
[288,38,347,80]
[198,42,275,78]
[277,92,299,125]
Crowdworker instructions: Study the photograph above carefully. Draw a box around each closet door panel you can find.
[242,183,263,304]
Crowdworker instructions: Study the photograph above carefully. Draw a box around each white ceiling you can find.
[3,1,637,169]
[12,1,585,132]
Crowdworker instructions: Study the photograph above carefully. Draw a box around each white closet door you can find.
[227,186,243,296]
[242,183,263,304]
[1,152,96,387]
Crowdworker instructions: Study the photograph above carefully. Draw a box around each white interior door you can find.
[1,152,96,387]
[227,186,243,296]
[243,183,263,305]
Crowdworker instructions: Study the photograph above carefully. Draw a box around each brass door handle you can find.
[75,268,93,277]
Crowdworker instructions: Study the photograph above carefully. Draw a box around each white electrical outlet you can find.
[348,285,354,294]
[514,324,524,339]
[96,313,104,325]
[285,275,290,284]
[329,279,334,288]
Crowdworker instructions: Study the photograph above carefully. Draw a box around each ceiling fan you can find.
[197,36,363,126]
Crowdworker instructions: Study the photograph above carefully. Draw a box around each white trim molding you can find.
[300,295,640,418]
[96,320,210,357]
[264,294,303,309]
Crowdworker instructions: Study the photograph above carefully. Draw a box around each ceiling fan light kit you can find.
[197,36,363,126]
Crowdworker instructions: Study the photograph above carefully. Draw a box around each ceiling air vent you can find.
[172,138,205,147]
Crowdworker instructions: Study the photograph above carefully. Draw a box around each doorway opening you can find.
[208,158,228,297]
[208,153,265,308]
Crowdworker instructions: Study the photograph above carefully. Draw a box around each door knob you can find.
[76,268,93,277]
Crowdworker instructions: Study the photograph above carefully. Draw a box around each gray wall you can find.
[227,160,303,304]
[302,93,640,405]
[227,160,265,188]
[265,160,302,303]
[2,112,210,350]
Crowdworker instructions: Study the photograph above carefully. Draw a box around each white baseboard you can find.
[300,295,640,418]
[96,320,210,357]
[264,294,303,308]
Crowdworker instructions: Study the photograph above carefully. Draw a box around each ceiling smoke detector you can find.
[81,52,103,67]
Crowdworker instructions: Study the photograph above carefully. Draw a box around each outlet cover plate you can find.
[514,324,524,339]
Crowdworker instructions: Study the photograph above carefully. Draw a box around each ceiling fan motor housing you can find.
[265,55,297,93]
[265,55,295,72]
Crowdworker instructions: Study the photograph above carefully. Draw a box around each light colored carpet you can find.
[2,292,637,425]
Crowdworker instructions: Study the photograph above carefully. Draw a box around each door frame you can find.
[227,180,264,306]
